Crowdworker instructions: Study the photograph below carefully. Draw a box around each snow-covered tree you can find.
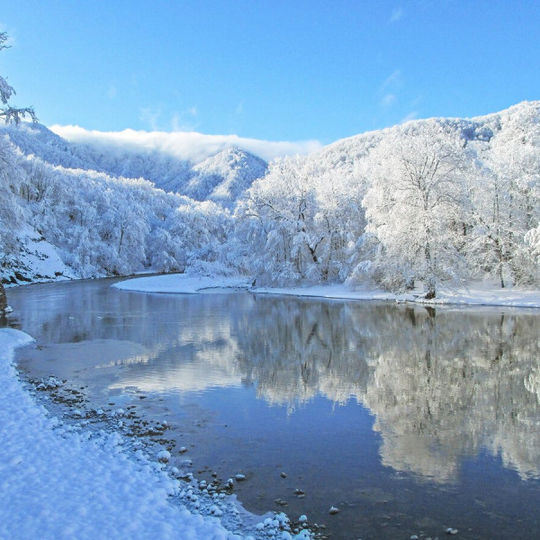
[236,157,320,284]
[467,113,540,286]
[0,95,538,290]
[1,33,35,287]
[0,136,26,265]
[363,122,469,297]
[0,33,37,125]
[236,151,369,285]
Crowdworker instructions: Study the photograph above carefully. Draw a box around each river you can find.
[5,278,540,539]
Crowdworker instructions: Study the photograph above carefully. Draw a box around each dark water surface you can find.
[6,279,540,539]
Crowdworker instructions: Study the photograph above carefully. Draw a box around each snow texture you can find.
[0,328,314,540]
[113,274,251,294]
[1,101,538,294]
[0,328,237,540]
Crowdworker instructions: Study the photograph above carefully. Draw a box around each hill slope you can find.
[0,123,268,207]
[237,101,539,289]
[1,101,538,290]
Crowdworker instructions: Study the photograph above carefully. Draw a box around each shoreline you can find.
[7,272,540,310]
[112,274,540,309]
[0,328,311,539]
[0,276,537,538]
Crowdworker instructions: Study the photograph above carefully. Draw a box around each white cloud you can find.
[389,8,403,23]
[380,69,402,92]
[400,110,418,123]
[49,125,323,162]
[378,70,402,109]
[171,106,198,131]
[170,112,183,132]
[138,107,162,131]
[140,106,199,132]
[380,93,396,107]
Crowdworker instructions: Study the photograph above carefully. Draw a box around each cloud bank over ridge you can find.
[50,125,323,163]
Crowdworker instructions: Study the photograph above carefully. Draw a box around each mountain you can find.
[187,146,268,208]
[238,100,539,287]
[297,100,539,178]
[0,101,537,288]
[0,123,268,207]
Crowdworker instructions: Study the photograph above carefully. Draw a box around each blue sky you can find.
[1,0,539,144]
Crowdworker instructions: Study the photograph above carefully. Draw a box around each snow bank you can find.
[112,274,251,294]
[255,283,540,308]
[253,283,394,302]
[0,328,235,539]
[114,275,540,308]
[414,284,540,308]
[2,225,77,285]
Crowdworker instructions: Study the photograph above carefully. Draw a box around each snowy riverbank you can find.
[0,328,312,540]
[113,274,252,294]
[113,274,540,309]
[0,329,235,539]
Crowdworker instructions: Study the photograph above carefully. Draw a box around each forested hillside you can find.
[237,101,539,295]
[1,102,538,295]
[1,122,267,206]
[0,128,235,282]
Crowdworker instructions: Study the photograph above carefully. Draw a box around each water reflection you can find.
[363,309,540,483]
[9,281,540,486]
[234,300,540,482]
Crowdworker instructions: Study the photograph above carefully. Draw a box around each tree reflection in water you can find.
[233,299,539,483]
[10,281,540,486]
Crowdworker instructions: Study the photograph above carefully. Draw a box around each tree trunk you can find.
[498,263,505,289]
[425,285,436,300]
[424,240,436,299]
[118,226,125,253]
[0,282,7,312]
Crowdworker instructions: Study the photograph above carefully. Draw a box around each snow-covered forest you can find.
[1,101,539,296]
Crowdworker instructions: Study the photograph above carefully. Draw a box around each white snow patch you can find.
[254,282,540,308]
[157,450,171,463]
[3,225,76,285]
[113,273,251,294]
[419,283,540,308]
[253,283,394,302]
[0,328,237,539]
[113,275,540,308]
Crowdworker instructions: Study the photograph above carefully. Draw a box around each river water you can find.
[5,278,540,539]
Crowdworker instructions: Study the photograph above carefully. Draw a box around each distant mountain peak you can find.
[188,146,268,207]
[0,123,268,208]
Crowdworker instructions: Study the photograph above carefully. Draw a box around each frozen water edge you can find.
[113,274,540,309]
[0,328,312,540]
